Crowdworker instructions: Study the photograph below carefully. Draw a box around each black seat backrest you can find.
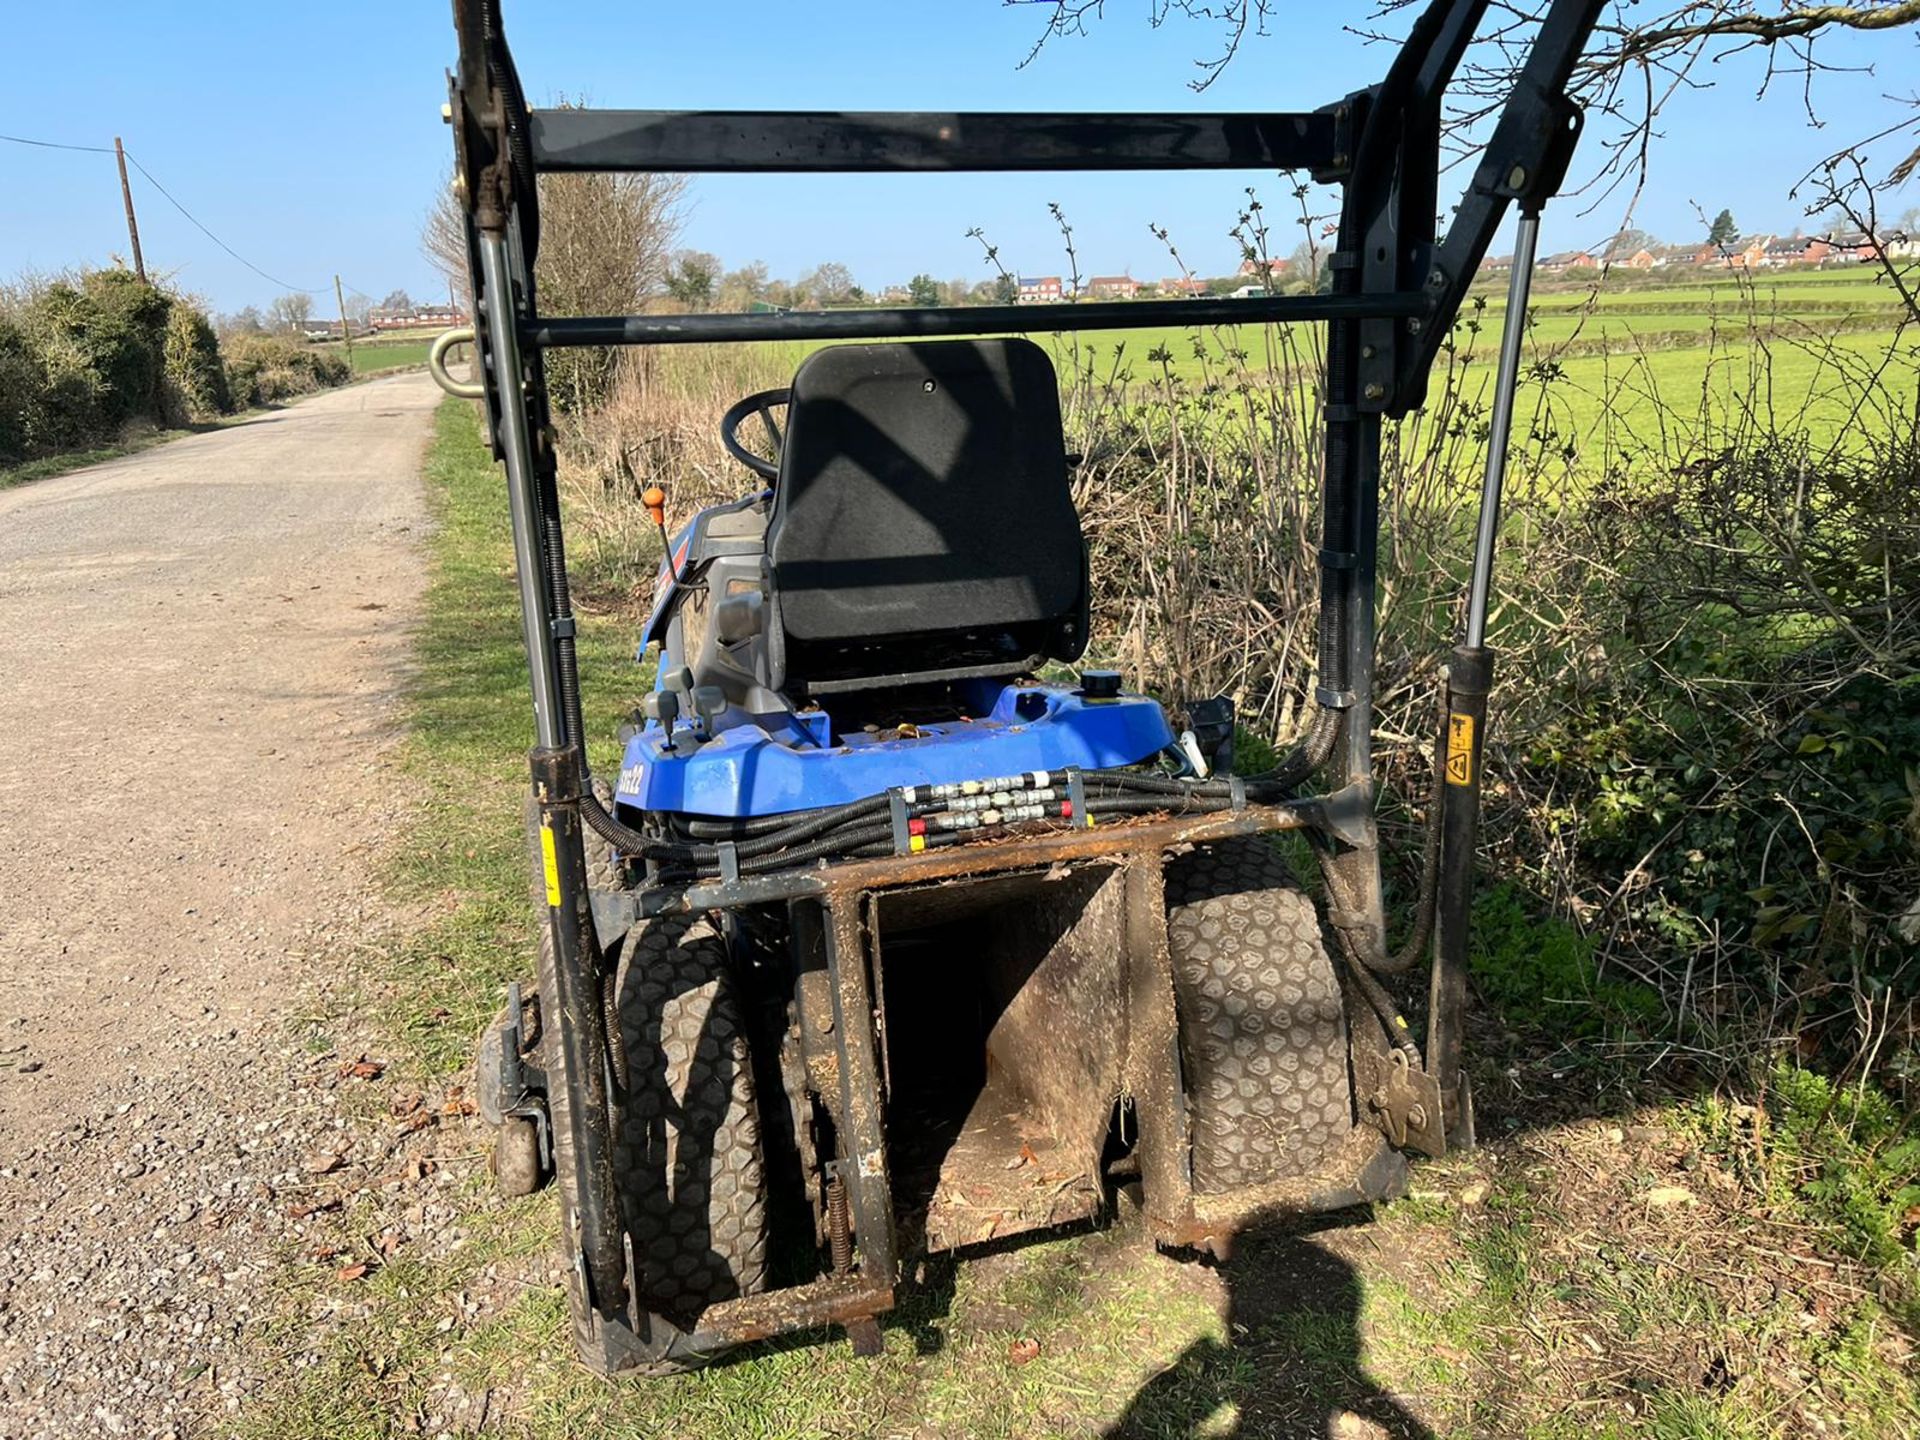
[766,338,1086,694]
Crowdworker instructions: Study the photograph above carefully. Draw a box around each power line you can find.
[3,128,327,295]
[120,152,324,294]
[0,131,115,154]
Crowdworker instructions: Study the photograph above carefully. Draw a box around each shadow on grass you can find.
[1106,1215,1434,1440]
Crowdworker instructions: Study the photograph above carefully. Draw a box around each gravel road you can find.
[0,374,440,1437]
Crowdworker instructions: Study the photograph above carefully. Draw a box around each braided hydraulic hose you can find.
[579,700,1349,881]
[1328,921,1422,1061]
[1378,702,1448,975]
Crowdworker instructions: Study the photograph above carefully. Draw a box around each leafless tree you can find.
[421,104,689,412]
[534,163,688,411]
[268,292,313,330]
[1011,1,1920,219]
[218,305,267,338]
[422,175,472,316]
[1013,1,1920,91]
[717,261,771,312]
[797,261,858,307]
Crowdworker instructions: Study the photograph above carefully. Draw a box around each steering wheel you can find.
[720,387,791,483]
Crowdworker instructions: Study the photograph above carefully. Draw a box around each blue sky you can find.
[1,3,1909,313]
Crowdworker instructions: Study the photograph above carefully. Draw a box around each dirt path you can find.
[0,374,439,1437]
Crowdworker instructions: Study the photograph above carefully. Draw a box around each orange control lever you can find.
[644,485,682,582]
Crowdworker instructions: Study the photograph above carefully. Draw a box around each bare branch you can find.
[1615,0,1920,61]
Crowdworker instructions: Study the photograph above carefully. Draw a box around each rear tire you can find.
[1166,838,1354,1194]
[612,915,770,1320]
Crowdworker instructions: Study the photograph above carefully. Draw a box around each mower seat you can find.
[765,338,1087,696]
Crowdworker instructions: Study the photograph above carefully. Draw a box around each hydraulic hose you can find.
[1379,703,1447,975]
[581,707,1348,880]
[680,794,893,842]
[1329,922,1422,1061]
[480,0,540,266]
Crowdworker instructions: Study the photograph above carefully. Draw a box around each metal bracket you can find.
[1353,1047,1447,1158]
[1314,685,1356,711]
[589,888,639,951]
[1306,781,1376,848]
[1065,768,1090,828]
[887,788,912,852]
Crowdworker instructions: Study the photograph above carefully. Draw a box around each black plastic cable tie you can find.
[888,788,911,854]
[1228,775,1247,811]
[548,615,576,640]
[1324,403,1358,423]
[1317,547,1358,570]
[715,841,740,885]
[1327,249,1360,271]
[1315,684,1356,710]
[1066,768,1089,828]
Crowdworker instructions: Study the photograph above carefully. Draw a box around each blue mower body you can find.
[614,671,1175,819]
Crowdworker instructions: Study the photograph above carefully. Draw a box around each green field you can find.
[315,335,435,374]
[744,267,1915,469]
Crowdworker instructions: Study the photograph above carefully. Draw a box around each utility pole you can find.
[113,137,146,283]
[334,275,355,368]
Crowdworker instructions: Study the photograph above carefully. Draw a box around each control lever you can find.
[643,688,683,752]
[690,685,726,737]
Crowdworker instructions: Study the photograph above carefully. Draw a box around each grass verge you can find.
[0,422,206,490]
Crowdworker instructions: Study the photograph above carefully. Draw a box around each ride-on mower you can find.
[437,0,1604,1374]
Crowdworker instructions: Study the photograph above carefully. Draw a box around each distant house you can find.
[1593,235,1658,269]
[1479,253,1513,274]
[1647,243,1695,268]
[1822,231,1886,264]
[1086,275,1140,300]
[1698,235,1771,269]
[1237,257,1291,279]
[1537,249,1596,273]
[370,303,466,331]
[298,318,345,340]
[1017,276,1064,305]
[1761,235,1823,267]
[1158,276,1209,297]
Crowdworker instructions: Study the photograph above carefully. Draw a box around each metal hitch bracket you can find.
[1354,1048,1448,1159]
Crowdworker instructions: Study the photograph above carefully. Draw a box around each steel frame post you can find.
[477,233,565,750]
[529,746,630,1323]
[462,49,632,1331]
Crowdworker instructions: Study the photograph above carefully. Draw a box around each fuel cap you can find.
[1078,669,1122,700]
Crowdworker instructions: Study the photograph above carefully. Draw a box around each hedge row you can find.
[0,269,348,465]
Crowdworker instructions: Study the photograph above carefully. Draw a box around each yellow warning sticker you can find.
[539,821,562,906]
[1445,713,1475,787]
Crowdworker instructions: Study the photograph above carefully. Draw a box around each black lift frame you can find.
[444,0,1603,1369]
